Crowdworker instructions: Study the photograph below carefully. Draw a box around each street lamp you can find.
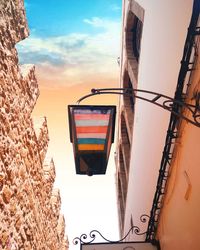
[68,88,200,176]
[68,105,116,176]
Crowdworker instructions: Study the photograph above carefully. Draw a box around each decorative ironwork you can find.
[73,214,150,245]
[146,0,200,241]
[76,87,200,128]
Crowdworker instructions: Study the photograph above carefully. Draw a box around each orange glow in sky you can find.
[16,1,122,248]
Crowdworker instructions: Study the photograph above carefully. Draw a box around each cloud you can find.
[83,17,105,27]
[83,17,120,34]
[16,17,121,88]
[17,33,90,65]
[110,4,121,12]
[18,51,66,66]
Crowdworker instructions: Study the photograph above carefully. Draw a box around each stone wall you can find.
[0,0,68,249]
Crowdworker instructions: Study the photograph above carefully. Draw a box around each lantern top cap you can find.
[68,104,116,109]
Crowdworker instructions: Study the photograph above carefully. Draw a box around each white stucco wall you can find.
[122,0,193,239]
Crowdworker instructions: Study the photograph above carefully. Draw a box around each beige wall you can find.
[157,41,200,250]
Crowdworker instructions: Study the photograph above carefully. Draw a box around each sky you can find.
[18,0,122,88]
[17,0,122,249]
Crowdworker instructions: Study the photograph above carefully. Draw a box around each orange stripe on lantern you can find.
[78,144,104,151]
[76,126,108,133]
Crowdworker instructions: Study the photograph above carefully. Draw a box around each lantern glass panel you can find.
[68,105,116,175]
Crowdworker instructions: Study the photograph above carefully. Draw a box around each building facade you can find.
[0,0,68,249]
[116,0,200,249]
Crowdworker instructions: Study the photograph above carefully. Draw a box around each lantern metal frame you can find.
[68,105,116,175]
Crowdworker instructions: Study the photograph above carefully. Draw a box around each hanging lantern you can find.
[68,105,116,176]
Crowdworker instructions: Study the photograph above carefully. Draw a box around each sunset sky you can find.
[17,0,122,248]
[18,0,121,88]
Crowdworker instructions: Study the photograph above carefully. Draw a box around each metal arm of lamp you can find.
[76,88,200,128]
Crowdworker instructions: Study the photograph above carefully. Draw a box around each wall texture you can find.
[157,25,200,250]
[0,0,68,249]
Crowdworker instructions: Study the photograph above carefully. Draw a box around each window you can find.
[125,1,144,80]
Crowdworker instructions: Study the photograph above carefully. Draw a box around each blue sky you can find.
[25,0,121,37]
[17,0,122,88]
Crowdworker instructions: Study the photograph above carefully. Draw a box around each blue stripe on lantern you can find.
[77,138,106,144]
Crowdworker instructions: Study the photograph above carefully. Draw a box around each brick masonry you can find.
[0,0,68,249]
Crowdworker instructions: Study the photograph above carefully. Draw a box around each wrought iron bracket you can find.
[76,87,200,127]
[73,215,156,245]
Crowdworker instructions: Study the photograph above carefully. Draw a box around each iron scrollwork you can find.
[76,88,200,128]
[73,214,150,245]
